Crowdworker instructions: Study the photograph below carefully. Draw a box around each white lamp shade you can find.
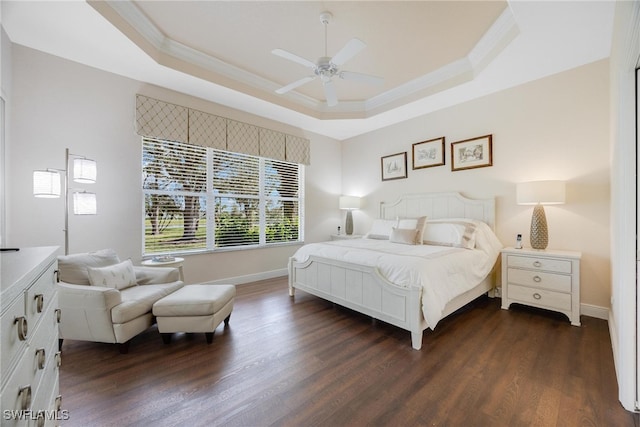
[33,170,61,198]
[339,195,361,210]
[516,180,566,205]
[73,192,97,215]
[73,158,97,183]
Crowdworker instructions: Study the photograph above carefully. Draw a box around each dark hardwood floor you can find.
[59,277,639,427]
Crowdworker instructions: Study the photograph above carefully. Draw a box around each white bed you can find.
[288,192,502,350]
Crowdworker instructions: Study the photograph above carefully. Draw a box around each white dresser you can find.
[501,247,581,326]
[1,247,64,426]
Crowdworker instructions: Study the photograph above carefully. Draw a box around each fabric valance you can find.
[135,95,310,165]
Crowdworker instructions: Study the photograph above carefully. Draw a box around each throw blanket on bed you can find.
[292,220,502,328]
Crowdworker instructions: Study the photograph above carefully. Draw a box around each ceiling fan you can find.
[272,11,384,107]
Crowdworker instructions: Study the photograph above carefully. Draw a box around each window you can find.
[142,138,304,255]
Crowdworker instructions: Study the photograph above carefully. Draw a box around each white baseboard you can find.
[204,268,288,286]
[581,303,609,320]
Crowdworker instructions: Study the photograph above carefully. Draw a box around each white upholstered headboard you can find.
[380,192,496,230]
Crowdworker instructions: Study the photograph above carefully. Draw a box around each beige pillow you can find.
[390,227,419,245]
[57,249,120,285]
[87,259,137,290]
[414,216,428,244]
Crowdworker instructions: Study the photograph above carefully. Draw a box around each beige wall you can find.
[7,45,342,284]
[342,59,610,309]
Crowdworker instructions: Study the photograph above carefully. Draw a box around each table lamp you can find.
[339,196,361,235]
[516,180,565,250]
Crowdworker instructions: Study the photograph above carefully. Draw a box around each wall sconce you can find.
[516,180,565,250]
[33,148,97,254]
[339,195,361,235]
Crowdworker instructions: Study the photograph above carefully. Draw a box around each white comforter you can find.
[292,222,503,328]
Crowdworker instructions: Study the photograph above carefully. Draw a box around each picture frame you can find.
[412,137,445,169]
[381,152,408,181]
[451,134,493,171]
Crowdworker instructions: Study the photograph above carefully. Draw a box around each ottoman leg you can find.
[205,332,214,344]
[161,333,172,344]
[224,314,231,326]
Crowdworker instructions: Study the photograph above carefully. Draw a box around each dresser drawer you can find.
[508,284,572,312]
[507,255,572,274]
[1,297,29,387]
[507,268,571,293]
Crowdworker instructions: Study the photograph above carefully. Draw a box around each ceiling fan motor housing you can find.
[315,57,338,81]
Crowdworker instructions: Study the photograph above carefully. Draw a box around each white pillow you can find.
[423,219,477,249]
[87,259,137,290]
[390,227,419,245]
[365,219,398,240]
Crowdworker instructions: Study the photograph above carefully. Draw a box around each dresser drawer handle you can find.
[35,294,44,313]
[55,308,62,323]
[36,348,46,370]
[55,395,63,411]
[533,275,542,283]
[55,351,62,368]
[533,261,542,267]
[18,385,32,410]
[15,316,28,341]
[533,293,542,300]
[36,410,45,427]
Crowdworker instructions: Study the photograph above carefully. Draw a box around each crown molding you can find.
[97,1,518,119]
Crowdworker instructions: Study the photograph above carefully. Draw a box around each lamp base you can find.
[345,210,354,235]
[530,204,549,250]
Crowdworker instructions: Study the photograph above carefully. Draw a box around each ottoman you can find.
[152,284,236,344]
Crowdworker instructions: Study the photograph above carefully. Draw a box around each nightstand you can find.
[330,234,363,241]
[501,247,581,326]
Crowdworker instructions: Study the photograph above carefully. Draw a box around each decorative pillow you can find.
[414,216,428,244]
[423,219,477,249]
[390,227,419,245]
[365,219,398,240]
[397,216,428,244]
[87,259,137,290]
[58,249,121,285]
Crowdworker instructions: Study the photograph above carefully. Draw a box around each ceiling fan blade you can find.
[272,49,317,69]
[275,76,316,94]
[339,71,384,85]
[323,79,338,107]
[330,38,366,66]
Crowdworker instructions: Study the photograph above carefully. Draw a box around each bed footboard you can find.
[288,255,425,349]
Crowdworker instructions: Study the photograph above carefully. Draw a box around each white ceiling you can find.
[2,1,615,141]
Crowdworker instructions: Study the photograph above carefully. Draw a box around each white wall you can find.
[1,24,12,246]
[342,59,611,310]
[7,44,342,284]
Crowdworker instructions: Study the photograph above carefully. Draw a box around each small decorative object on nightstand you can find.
[501,247,581,326]
[330,234,363,241]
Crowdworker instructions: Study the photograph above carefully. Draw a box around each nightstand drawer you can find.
[508,284,572,312]
[507,255,571,274]
[506,268,571,293]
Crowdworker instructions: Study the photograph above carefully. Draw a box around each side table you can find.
[141,257,185,281]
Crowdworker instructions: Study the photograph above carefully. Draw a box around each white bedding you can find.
[292,220,503,328]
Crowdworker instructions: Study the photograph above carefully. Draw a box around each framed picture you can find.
[381,152,407,181]
[451,134,493,171]
[412,137,445,169]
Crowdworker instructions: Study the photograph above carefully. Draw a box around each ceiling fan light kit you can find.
[272,11,383,107]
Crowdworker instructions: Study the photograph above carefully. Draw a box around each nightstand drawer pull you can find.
[533,261,542,267]
[533,275,542,283]
[533,292,542,300]
[55,308,62,323]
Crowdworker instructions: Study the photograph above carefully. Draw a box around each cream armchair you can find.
[57,249,184,353]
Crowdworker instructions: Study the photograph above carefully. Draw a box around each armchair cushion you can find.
[134,266,180,285]
[87,259,137,290]
[58,249,120,285]
[112,281,183,324]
